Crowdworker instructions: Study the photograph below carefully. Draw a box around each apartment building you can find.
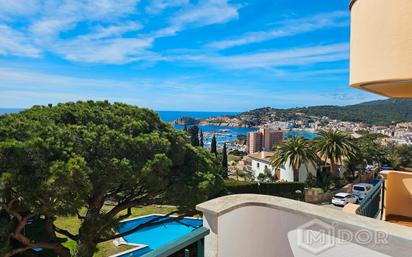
[247,127,283,153]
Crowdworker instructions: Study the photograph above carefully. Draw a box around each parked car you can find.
[382,164,393,171]
[352,183,373,201]
[331,192,358,206]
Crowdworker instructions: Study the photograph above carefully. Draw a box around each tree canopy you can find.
[271,136,319,182]
[313,130,358,176]
[187,125,200,146]
[0,101,223,257]
[210,135,217,155]
[221,143,228,179]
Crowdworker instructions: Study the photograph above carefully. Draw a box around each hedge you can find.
[223,180,305,201]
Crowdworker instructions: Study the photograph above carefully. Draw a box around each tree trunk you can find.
[293,168,299,182]
[52,245,72,257]
[75,237,98,257]
[330,158,338,177]
[44,216,72,257]
[76,216,100,257]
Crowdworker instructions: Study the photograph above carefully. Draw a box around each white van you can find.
[352,183,373,201]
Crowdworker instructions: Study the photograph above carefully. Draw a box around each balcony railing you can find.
[356,180,383,218]
[140,227,209,257]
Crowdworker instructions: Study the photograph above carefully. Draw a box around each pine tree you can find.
[200,129,204,147]
[183,123,188,131]
[211,134,217,155]
[222,143,228,178]
[188,125,200,146]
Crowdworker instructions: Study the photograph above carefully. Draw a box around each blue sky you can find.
[0,0,384,111]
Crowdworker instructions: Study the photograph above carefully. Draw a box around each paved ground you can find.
[318,202,344,211]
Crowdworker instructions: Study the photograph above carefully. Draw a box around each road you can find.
[318,202,344,211]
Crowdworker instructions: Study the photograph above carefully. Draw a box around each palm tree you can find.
[271,136,319,182]
[314,130,358,177]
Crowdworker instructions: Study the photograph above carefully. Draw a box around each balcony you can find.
[380,170,412,228]
[196,194,412,257]
[349,0,412,97]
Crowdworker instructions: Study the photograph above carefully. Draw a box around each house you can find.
[248,151,274,179]
[248,151,317,182]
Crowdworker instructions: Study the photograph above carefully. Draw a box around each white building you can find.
[248,151,317,182]
[249,151,274,177]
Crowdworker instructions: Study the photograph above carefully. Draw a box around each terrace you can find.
[195,194,412,257]
[118,193,412,257]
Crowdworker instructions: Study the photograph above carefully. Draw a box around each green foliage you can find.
[199,130,204,147]
[257,173,267,182]
[271,136,319,182]
[305,173,317,188]
[224,180,304,201]
[0,101,223,257]
[257,167,275,182]
[187,125,200,146]
[210,135,217,155]
[313,130,359,176]
[316,169,333,192]
[395,144,412,167]
[301,99,412,125]
[0,210,13,256]
[221,143,228,179]
[236,134,247,145]
[386,152,401,170]
[225,99,412,127]
[228,149,247,157]
[353,132,387,166]
[237,168,254,181]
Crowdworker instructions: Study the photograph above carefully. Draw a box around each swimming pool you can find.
[116,214,203,257]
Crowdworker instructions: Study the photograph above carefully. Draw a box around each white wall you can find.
[199,195,412,257]
[251,159,273,178]
[209,205,398,257]
[217,205,299,257]
[279,160,317,182]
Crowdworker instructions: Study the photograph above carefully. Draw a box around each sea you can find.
[0,109,316,145]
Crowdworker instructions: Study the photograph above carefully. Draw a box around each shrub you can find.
[305,173,317,188]
[223,180,305,201]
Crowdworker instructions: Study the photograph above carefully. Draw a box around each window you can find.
[353,186,365,192]
[257,163,260,168]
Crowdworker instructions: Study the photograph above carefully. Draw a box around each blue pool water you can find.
[118,215,203,257]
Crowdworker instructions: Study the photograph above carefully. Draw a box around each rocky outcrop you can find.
[173,116,200,125]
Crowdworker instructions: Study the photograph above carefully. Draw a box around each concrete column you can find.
[202,213,218,257]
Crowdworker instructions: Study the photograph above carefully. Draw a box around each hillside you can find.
[298,99,412,125]
[198,99,412,127]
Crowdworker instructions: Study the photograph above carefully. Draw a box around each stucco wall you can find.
[197,194,412,257]
[251,158,317,182]
[381,171,412,218]
[251,159,272,178]
[279,160,317,182]
[350,0,412,97]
